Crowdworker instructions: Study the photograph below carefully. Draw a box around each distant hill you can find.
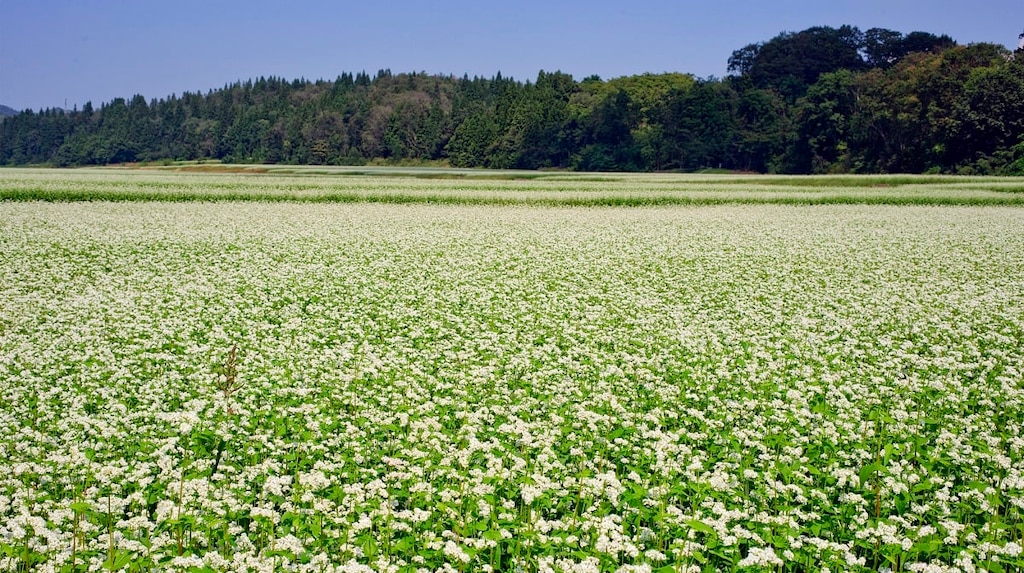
[0,104,18,116]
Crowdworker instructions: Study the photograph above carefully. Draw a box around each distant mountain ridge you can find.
[0,105,18,117]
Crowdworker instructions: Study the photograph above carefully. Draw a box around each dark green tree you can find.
[794,70,859,173]
[729,26,866,100]
[863,29,955,69]
[655,81,736,170]
[728,76,792,173]
[445,112,498,167]
[946,55,1024,173]
[508,71,577,169]
[573,89,639,171]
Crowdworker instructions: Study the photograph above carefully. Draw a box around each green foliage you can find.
[728,25,866,100]
[0,27,1019,175]
[862,28,955,69]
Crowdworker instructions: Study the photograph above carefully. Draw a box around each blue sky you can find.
[1,0,1021,111]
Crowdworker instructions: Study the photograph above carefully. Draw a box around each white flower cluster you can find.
[0,185,1022,571]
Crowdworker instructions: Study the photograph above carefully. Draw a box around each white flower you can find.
[737,547,783,568]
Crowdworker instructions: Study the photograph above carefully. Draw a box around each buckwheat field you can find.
[1,169,1023,573]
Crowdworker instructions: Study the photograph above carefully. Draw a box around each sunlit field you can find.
[1,169,1023,572]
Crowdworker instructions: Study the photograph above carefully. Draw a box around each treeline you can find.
[2,26,1023,174]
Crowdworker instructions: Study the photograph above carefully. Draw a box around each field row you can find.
[1,168,1023,205]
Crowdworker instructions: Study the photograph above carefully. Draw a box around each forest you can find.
[2,26,1023,174]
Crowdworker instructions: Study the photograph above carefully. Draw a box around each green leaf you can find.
[967,480,989,492]
[393,536,416,552]
[361,535,378,558]
[912,539,940,554]
[102,550,134,571]
[859,462,884,484]
[685,519,714,535]
[469,520,490,535]
[912,481,934,493]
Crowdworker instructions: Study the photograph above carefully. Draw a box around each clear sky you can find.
[1,0,1021,111]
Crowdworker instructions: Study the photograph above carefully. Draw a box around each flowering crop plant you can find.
[0,170,1023,572]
